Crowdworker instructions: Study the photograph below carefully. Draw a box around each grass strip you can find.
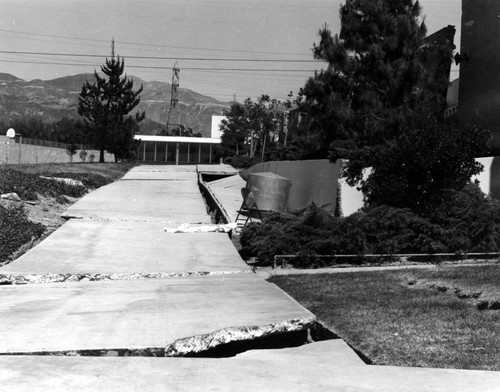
[269,265,500,370]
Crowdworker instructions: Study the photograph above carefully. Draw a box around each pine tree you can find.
[219,102,249,156]
[301,0,434,151]
[296,0,482,211]
[78,41,145,162]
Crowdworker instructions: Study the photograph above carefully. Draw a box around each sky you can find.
[0,0,462,102]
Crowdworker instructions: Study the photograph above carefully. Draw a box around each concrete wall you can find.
[473,157,500,198]
[0,136,114,164]
[246,159,340,213]
[244,157,500,217]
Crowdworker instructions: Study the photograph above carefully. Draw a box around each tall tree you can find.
[298,0,480,211]
[219,95,289,159]
[300,0,439,152]
[78,41,145,162]
[219,102,249,156]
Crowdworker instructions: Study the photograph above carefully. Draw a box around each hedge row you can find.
[239,184,500,268]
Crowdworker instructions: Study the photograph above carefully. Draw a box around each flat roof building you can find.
[134,135,221,164]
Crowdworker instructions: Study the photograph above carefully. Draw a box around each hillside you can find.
[0,73,230,137]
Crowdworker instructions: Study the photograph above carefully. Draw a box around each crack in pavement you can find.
[0,270,251,285]
[0,317,316,358]
[164,316,317,357]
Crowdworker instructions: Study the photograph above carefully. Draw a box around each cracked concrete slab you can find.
[235,339,366,366]
[0,274,314,354]
[0,348,499,391]
[129,165,198,172]
[0,220,249,275]
[62,180,211,223]
[204,174,246,223]
[197,164,239,175]
[0,271,247,285]
[121,167,199,181]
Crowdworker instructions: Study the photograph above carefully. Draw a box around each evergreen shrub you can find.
[225,155,262,169]
[239,185,500,268]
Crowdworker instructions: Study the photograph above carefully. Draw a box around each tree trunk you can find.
[261,132,267,160]
[250,131,255,158]
[100,148,105,163]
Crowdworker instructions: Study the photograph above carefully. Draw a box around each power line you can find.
[0,28,312,58]
[0,49,317,63]
[0,59,319,74]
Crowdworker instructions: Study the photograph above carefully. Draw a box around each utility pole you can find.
[166,62,181,135]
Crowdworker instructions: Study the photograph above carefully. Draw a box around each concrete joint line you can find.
[0,270,252,285]
[0,348,166,357]
[0,317,316,358]
[64,216,209,224]
[164,316,317,357]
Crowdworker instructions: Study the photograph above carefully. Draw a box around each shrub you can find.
[239,188,500,268]
[79,150,88,162]
[0,204,45,264]
[0,167,87,201]
[225,155,262,169]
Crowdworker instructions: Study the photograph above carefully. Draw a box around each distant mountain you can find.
[0,73,230,137]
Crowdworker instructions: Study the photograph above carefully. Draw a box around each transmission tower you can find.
[166,62,181,135]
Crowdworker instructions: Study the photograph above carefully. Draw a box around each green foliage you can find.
[335,118,491,211]
[78,45,145,163]
[220,94,292,160]
[65,143,79,159]
[220,102,249,156]
[0,204,45,264]
[79,149,88,162]
[52,117,85,145]
[0,167,87,201]
[224,155,262,169]
[0,116,86,145]
[300,0,444,150]
[239,193,500,267]
[296,1,489,211]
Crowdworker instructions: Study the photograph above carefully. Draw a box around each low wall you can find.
[246,159,341,213]
[473,157,500,198]
[0,136,114,164]
[244,157,500,217]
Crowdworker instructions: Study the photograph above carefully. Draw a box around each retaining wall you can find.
[246,159,341,213]
[0,136,114,164]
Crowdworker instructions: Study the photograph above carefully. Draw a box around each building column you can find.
[209,144,212,164]
[143,142,146,161]
[175,142,179,165]
[198,143,201,163]
[154,142,157,162]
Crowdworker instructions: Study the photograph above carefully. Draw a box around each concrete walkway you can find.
[0,164,499,390]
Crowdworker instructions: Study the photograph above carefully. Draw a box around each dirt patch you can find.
[0,195,77,266]
[406,278,500,311]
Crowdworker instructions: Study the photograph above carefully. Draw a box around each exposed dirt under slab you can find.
[165,316,316,357]
[0,317,317,358]
[0,270,251,285]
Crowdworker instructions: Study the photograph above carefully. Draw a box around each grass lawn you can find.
[269,264,500,370]
[13,162,137,180]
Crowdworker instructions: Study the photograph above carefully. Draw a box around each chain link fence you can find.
[14,137,84,151]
